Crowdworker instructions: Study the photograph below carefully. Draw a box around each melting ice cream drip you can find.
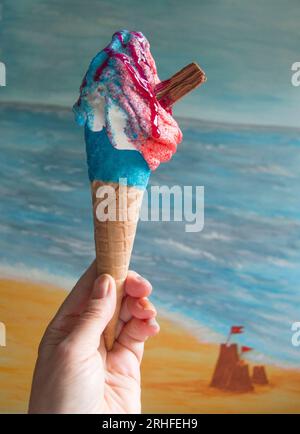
[73,30,182,170]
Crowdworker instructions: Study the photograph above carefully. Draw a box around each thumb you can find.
[66,274,116,351]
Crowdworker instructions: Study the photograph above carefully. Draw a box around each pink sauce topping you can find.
[74,30,182,170]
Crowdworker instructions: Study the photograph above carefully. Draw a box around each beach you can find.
[1,278,300,414]
[2,104,300,367]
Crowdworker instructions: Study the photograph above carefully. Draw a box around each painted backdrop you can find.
[0,0,300,413]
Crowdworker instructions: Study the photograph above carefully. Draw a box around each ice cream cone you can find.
[91,180,144,350]
[74,30,206,352]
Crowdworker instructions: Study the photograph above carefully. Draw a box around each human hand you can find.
[28,261,159,414]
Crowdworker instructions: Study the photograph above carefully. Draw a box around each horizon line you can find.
[1,100,300,132]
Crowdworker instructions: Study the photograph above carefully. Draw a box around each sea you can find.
[1,103,300,367]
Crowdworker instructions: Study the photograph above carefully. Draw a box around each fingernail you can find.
[94,274,110,299]
[147,318,159,328]
[136,273,151,287]
[138,298,155,313]
[135,273,147,282]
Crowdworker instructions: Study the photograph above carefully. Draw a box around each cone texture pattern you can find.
[91,180,144,350]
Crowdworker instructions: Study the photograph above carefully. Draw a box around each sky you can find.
[0,0,299,127]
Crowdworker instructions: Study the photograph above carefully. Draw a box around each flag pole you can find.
[226,329,232,345]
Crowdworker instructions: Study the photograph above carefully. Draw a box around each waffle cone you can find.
[91,180,144,350]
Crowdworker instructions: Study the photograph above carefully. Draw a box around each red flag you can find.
[231,326,244,334]
[241,346,253,353]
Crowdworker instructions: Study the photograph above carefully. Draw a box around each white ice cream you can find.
[88,92,136,151]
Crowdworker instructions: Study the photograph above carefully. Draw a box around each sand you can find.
[0,278,300,414]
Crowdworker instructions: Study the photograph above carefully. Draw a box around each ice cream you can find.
[73,30,198,350]
[73,30,182,174]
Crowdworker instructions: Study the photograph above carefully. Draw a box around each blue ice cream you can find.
[85,126,150,189]
[73,30,182,189]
